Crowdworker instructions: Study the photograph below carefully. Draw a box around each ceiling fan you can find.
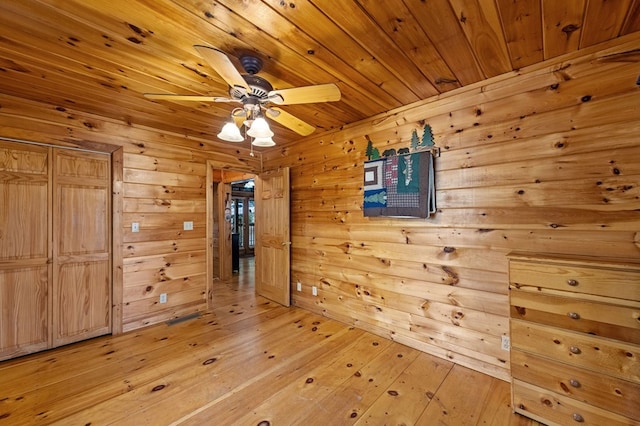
[144,45,341,144]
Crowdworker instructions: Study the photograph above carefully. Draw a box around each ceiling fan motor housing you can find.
[229,74,273,101]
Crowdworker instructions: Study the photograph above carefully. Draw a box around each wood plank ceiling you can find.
[1,0,639,148]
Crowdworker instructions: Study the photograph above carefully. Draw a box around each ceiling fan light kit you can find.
[246,117,274,138]
[217,121,244,142]
[251,136,276,147]
[143,45,341,147]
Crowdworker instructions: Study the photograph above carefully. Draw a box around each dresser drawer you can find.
[510,289,640,344]
[511,349,640,420]
[509,258,640,300]
[511,320,640,383]
[513,379,640,426]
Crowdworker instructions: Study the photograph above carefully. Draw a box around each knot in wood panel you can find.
[562,24,580,35]
[441,266,459,285]
[202,357,217,365]
[338,242,351,253]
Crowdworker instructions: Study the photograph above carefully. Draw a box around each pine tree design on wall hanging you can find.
[363,124,437,218]
[365,136,380,160]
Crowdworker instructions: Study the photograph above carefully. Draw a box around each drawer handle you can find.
[570,346,582,355]
[568,312,581,320]
[572,413,584,422]
[569,379,581,388]
[567,279,579,286]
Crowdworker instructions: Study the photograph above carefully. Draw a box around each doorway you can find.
[231,179,255,267]
[205,165,257,308]
[206,163,291,309]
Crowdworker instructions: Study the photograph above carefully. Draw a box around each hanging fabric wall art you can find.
[363,124,437,218]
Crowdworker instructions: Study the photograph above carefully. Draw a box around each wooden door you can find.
[254,168,290,306]
[0,141,51,359]
[219,182,232,281]
[52,149,111,346]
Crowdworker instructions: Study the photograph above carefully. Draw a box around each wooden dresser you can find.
[508,252,640,425]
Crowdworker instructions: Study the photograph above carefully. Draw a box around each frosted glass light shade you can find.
[217,122,244,142]
[246,117,274,138]
[252,136,276,147]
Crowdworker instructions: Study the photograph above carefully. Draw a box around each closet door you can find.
[0,141,51,360]
[52,149,111,346]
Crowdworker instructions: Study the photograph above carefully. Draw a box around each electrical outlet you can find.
[183,221,193,231]
[312,286,318,296]
[160,293,167,304]
[296,281,302,292]
[131,222,139,233]
[501,335,510,351]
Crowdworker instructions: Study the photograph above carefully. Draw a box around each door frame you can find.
[205,161,256,309]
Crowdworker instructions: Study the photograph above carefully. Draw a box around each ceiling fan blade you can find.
[144,93,238,102]
[194,45,249,91]
[266,107,315,136]
[268,83,341,105]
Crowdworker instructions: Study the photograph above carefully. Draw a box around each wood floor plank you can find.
[5,305,296,424]
[293,341,421,425]
[50,309,334,425]
[416,364,539,425]
[134,314,353,425]
[0,292,280,391]
[176,326,372,425]
[476,377,536,426]
[355,352,454,425]
[220,331,390,425]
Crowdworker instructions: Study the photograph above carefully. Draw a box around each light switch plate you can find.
[131,222,140,233]
[183,221,193,231]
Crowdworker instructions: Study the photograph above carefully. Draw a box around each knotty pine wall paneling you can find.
[263,33,640,381]
[0,96,260,335]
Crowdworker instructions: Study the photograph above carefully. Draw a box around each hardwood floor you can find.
[0,257,539,425]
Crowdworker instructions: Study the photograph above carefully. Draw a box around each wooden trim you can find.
[111,147,124,335]
[47,146,53,348]
[206,161,214,309]
[0,136,121,154]
[51,149,59,347]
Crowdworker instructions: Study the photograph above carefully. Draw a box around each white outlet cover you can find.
[131,222,140,232]
[501,335,510,351]
[296,281,302,291]
[160,293,167,304]
[312,286,318,296]
[183,221,194,231]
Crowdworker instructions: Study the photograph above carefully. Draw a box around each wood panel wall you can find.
[1,31,639,378]
[263,33,640,381]
[0,97,260,334]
